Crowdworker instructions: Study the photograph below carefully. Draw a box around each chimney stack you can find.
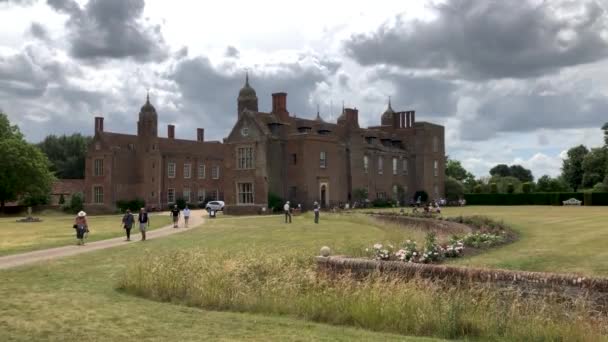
[342,107,360,128]
[197,128,204,142]
[406,112,411,128]
[271,92,289,120]
[168,124,175,139]
[410,111,416,127]
[94,117,104,134]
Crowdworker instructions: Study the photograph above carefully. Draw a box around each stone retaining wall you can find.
[317,256,608,308]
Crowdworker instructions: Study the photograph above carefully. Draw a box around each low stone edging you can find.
[370,213,473,235]
[316,256,608,297]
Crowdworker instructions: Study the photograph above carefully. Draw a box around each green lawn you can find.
[0,212,172,256]
[0,213,444,341]
[2,207,607,341]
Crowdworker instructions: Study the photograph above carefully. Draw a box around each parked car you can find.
[205,201,225,211]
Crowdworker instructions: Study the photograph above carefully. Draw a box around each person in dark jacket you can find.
[138,208,150,241]
[122,209,135,241]
[313,201,320,224]
[74,211,88,245]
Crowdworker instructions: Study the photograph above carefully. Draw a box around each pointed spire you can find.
[146,90,150,104]
[245,69,250,86]
[388,95,392,110]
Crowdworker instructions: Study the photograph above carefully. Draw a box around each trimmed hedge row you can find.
[463,192,608,206]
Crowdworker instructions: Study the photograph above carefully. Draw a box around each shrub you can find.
[473,184,483,193]
[506,183,515,194]
[63,192,83,214]
[464,193,589,206]
[116,198,145,212]
[371,198,394,208]
[58,193,65,205]
[461,232,504,248]
[522,182,533,194]
[489,183,498,194]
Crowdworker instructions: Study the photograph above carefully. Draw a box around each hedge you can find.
[462,192,608,206]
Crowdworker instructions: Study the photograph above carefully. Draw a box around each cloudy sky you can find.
[1,0,607,178]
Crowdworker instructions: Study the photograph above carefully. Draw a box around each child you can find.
[74,211,88,245]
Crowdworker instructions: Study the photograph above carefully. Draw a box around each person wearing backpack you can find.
[138,208,150,241]
[122,209,135,241]
[74,211,88,245]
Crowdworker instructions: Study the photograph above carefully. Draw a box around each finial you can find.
[245,68,249,86]
[146,90,150,104]
[342,100,345,113]
[388,95,392,109]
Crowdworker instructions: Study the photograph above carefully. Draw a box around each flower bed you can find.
[365,215,514,264]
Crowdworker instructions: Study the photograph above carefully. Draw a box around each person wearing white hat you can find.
[73,211,88,245]
[283,201,291,223]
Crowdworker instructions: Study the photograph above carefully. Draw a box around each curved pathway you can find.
[0,210,206,270]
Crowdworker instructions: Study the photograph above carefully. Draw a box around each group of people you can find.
[283,201,321,224]
[73,205,192,245]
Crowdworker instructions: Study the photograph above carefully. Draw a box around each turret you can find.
[137,92,158,137]
[237,72,258,117]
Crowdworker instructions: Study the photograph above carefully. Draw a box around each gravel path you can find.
[0,210,206,270]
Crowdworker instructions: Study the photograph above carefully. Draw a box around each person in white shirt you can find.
[284,201,292,223]
[313,201,320,224]
[183,205,191,228]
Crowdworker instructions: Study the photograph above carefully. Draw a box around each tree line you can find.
[445,123,608,200]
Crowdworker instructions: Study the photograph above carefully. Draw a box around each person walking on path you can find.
[313,201,320,224]
[122,209,135,241]
[183,205,191,228]
[138,208,150,241]
[170,205,181,228]
[74,211,88,246]
[284,201,292,223]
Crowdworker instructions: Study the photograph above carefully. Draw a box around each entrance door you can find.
[319,182,329,208]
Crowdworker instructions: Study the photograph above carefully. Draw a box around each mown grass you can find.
[0,212,172,256]
[0,212,441,341]
[375,206,608,276]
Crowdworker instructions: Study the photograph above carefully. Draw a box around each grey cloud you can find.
[29,22,49,41]
[225,46,239,58]
[46,0,168,62]
[344,0,608,80]
[168,54,341,140]
[459,91,608,141]
[0,0,36,5]
[0,51,48,98]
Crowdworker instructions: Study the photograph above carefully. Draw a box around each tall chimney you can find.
[168,124,175,139]
[94,117,104,133]
[343,108,360,128]
[410,111,416,127]
[271,92,289,120]
[197,128,204,142]
[406,112,411,128]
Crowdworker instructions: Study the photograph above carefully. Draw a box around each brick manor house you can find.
[84,75,445,214]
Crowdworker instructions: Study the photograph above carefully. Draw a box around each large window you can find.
[184,163,191,179]
[167,188,175,203]
[168,162,176,178]
[392,157,398,175]
[93,186,103,204]
[183,188,191,203]
[363,155,369,174]
[378,156,383,175]
[198,163,205,179]
[403,158,408,175]
[198,189,206,202]
[94,159,103,176]
[238,183,254,204]
[237,147,254,169]
[433,136,439,153]
[320,151,327,168]
[434,160,438,177]
[209,189,218,200]
[212,166,220,179]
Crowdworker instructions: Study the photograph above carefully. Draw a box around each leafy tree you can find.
[508,165,534,182]
[37,134,92,179]
[444,177,465,201]
[536,175,571,192]
[489,164,511,178]
[602,122,608,147]
[473,184,483,193]
[490,176,522,193]
[522,182,533,194]
[445,158,476,193]
[581,147,607,188]
[268,192,283,212]
[506,183,515,194]
[0,112,54,211]
[561,145,589,191]
[592,182,608,192]
[489,183,498,194]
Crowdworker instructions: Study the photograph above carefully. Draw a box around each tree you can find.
[506,183,515,194]
[592,182,608,192]
[509,165,534,182]
[489,183,498,194]
[63,193,84,214]
[602,122,608,147]
[522,182,533,194]
[37,134,92,179]
[489,164,511,178]
[581,148,607,188]
[536,175,571,192]
[445,158,476,193]
[561,145,589,191]
[490,176,522,193]
[0,113,54,211]
[444,177,465,201]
